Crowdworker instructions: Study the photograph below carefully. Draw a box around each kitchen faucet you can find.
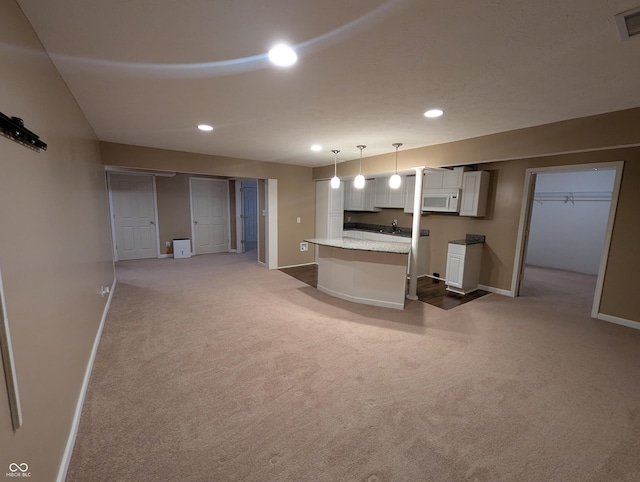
[391,219,397,233]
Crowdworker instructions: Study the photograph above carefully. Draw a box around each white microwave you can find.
[422,189,461,213]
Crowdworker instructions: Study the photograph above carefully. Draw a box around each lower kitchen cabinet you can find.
[445,242,483,294]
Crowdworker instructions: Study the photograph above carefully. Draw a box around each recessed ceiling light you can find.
[268,43,297,67]
[198,124,214,131]
[310,144,322,152]
[424,109,444,118]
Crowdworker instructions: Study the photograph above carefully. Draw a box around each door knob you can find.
[194,221,198,224]
[150,221,155,225]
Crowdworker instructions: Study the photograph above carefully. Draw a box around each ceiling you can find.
[16,0,640,167]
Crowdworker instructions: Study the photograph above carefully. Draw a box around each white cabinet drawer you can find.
[447,243,467,255]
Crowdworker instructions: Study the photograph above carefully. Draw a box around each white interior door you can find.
[190,178,229,255]
[242,183,258,252]
[109,173,158,261]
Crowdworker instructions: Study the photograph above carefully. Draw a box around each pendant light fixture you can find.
[389,143,402,189]
[354,145,366,189]
[330,149,341,189]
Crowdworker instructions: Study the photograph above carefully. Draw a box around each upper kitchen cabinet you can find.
[374,176,406,208]
[424,167,468,190]
[459,171,490,217]
[344,179,381,212]
[404,175,416,213]
[316,180,344,238]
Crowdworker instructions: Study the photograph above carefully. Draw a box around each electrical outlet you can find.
[300,242,308,252]
[165,241,171,248]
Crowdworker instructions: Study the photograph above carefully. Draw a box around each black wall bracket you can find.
[0,111,47,151]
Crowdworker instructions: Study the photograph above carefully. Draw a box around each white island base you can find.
[313,243,409,310]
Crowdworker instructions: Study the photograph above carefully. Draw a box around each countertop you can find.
[305,237,411,254]
[343,222,429,238]
[449,234,486,245]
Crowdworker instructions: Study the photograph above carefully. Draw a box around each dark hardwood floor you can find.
[279,264,489,310]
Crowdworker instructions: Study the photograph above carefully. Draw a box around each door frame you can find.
[234,179,259,254]
[189,177,231,255]
[266,179,278,269]
[107,172,161,262]
[511,161,624,318]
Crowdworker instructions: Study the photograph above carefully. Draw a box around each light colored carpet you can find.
[66,254,640,481]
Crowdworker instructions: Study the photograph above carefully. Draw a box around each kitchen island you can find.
[305,237,410,310]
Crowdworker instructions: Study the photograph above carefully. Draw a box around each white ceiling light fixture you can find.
[330,149,341,189]
[310,144,322,152]
[197,124,214,131]
[268,43,298,67]
[389,143,402,189]
[354,145,366,189]
[424,108,444,118]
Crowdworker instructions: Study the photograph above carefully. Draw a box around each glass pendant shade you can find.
[330,175,341,189]
[389,173,402,189]
[389,142,403,189]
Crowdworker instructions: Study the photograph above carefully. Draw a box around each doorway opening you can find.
[512,161,623,318]
[239,179,258,253]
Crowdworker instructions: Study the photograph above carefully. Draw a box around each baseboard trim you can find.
[317,284,404,310]
[277,262,317,269]
[57,277,117,482]
[159,254,174,259]
[478,284,513,297]
[597,312,640,331]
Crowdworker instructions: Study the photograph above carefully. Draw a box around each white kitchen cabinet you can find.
[460,171,490,217]
[404,175,416,213]
[344,179,380,212]
[374,176,406,208]
[315,180,343,239]
[445,242,483,294]
[424,167,467,190]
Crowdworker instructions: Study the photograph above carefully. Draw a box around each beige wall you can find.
[155,174,193,252]
[344,147,640,322]
[101,142,316,267]
[0,1,115,479]
[600,157,640,320]
[313,108,640,180]
[154,173,238,253]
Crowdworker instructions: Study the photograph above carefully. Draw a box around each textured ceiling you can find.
[15,0,640,167]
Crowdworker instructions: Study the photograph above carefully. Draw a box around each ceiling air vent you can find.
[615,6,640,40]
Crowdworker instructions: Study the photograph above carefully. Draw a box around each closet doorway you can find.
[513,162,623,317]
